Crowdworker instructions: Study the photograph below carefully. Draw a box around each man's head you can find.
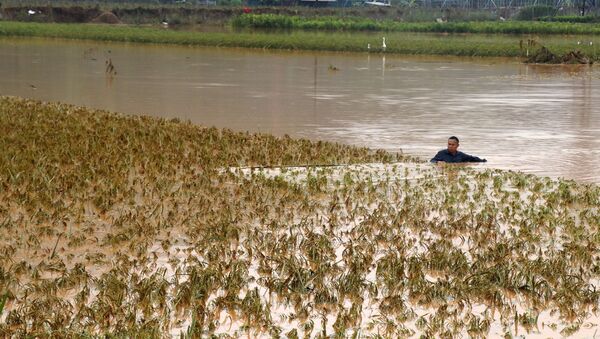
[447,136,459,155]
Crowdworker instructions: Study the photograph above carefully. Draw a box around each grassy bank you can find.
[1,96,599,336]
[232,13,600,35]
[1,21,598,59]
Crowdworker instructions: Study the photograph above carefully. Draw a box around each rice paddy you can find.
[1,96,599,337]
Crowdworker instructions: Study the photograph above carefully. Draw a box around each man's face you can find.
[447,139,459,155]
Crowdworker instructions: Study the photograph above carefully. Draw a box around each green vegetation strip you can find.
[539,15,600,23]
[232,13,600,35]
[1,96,600,337]
[1,21,599,58]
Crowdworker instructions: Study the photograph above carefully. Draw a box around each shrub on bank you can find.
[514,5,558,20]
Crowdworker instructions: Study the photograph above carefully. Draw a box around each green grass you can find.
[539,15,600,23]
[232,13,600,35]
[0,21,598,59]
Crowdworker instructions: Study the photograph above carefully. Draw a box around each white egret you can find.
[382,37,386,51]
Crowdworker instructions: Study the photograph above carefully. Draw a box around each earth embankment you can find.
[0,5,403,25]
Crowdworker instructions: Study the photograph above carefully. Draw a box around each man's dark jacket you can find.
[430,149,487,163]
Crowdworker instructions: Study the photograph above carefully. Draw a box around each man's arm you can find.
[462,153,487,162]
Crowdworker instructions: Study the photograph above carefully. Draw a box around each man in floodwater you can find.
[430,136,487,163]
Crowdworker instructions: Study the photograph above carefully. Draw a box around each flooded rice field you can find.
[1,37,600,183]
[1,97,599,337]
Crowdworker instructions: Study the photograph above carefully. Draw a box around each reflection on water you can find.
[1,37,599,183]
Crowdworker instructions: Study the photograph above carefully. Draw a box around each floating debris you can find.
[105,58,116,76]
[525,46,593,64]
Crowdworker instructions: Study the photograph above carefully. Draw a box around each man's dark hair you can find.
[448,136,459,143]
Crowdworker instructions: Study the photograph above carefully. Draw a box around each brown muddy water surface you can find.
[1,37,599,183]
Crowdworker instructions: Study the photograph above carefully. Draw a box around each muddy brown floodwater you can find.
[1,37,599,183]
